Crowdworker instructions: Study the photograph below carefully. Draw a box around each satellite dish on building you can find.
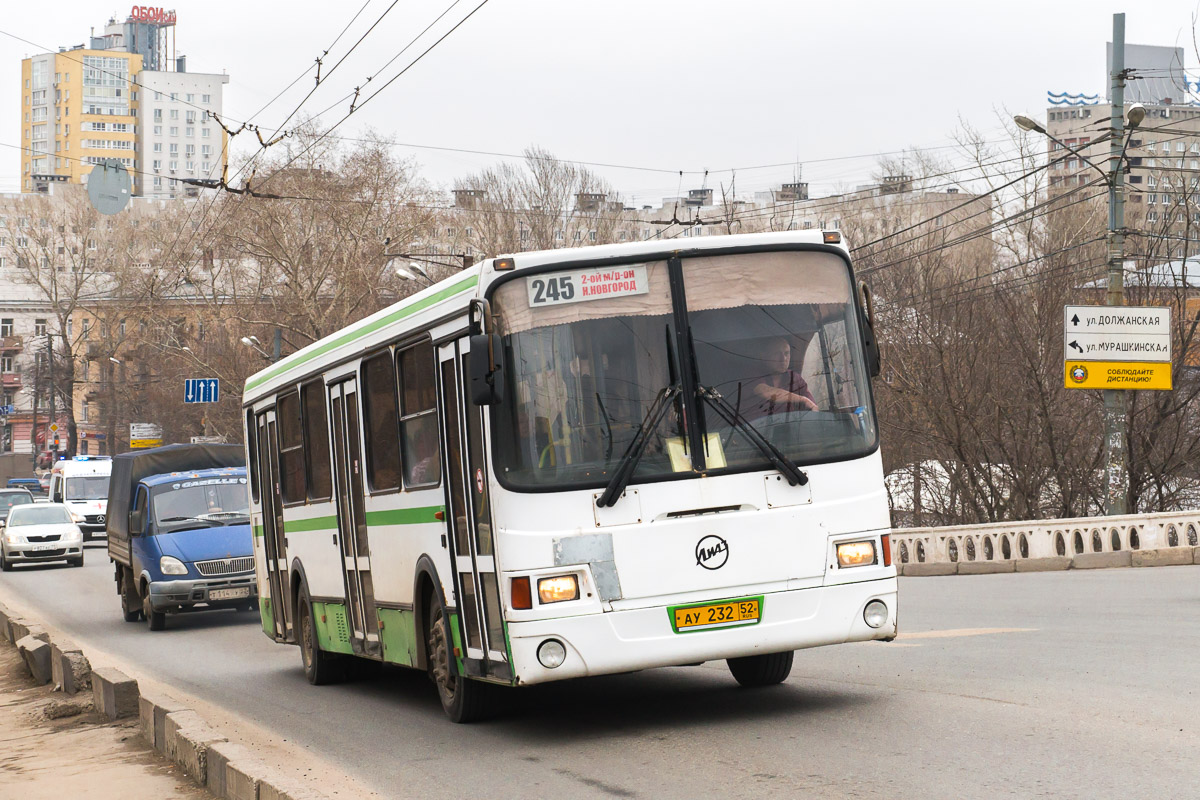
[86,159,132,215]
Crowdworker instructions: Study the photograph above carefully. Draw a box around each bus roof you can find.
[241,229,849,405]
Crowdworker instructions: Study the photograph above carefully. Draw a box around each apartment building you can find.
[19,10,228,199]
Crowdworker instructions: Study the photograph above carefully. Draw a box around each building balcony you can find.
[1,373,21,390]
[0,336,23,351]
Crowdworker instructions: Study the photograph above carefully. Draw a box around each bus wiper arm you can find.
[697,386,808,487]
[596,384,680,508]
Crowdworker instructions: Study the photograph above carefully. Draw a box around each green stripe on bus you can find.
[283,516,339,533]
[244,273,480,393]
[253,525,264,538]
[364,506,445,526]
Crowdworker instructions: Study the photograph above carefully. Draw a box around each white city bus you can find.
[242,230,896,722]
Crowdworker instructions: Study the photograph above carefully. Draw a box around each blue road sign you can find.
[184,378,220,404]
[0,404,14,415]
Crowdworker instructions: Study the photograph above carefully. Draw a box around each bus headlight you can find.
[537,639,567,669]
[159,556,188,575]
[836,540,877,568]
[864,600,889,628]
[537,575,579,604]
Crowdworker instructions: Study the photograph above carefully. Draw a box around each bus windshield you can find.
[151,477,251,531]
[66,475,110,500]
[491,249,877,490]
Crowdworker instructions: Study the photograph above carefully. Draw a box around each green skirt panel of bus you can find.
[378,608,420,666]
[312,602,356,655]
[259,596,274,637]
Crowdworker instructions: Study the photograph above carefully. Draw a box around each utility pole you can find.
[1105,12,1128,515]
[45,335,56,456]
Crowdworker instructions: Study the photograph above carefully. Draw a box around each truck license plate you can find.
[210,588,250,601]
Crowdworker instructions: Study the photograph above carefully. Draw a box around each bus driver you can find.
[746,336,818,419]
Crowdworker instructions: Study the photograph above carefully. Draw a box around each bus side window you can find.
[301,381,332,500]
[277,391,306,504]
[397,340,440,488]
[361,352,402,492]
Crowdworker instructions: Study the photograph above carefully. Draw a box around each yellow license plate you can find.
[671,598,761,632]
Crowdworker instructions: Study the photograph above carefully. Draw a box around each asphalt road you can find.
[1,543,1198,799]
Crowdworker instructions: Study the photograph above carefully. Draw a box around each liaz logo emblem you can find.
[695,535,729,570]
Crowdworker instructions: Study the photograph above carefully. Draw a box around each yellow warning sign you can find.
[130,438,164,449]
[1064,361,1172,390]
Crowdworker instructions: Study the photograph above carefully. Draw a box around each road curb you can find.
[0,609,336,800]
[49,637,91,695]
[1072,551,1133,569]
[16,635,53,684]
[1015,557,1073,572]
[957,561,1015,574]
[92,666,139,720]
[900,546,1198,576]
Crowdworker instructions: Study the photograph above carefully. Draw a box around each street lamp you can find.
[391,260,435,287]
[240,336,272,361]
[1011,21,1146,516]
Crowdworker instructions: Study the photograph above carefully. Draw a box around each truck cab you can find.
[107,445,256,631]
[48,456,112,540]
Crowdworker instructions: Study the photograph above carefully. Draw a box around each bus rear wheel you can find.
[727,651,794,687]
[425,598,489,723]
[298,589,343,685]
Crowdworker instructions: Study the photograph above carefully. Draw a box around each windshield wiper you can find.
[158,516,220,527]
[697,385,808,487]
[596,384,680,508]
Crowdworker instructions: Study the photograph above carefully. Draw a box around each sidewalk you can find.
[0,642,211,799]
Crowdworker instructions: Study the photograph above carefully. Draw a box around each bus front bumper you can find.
[506,577,897,685]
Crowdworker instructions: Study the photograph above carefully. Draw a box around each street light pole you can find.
[1104,12,1128,515]
[1014,14,1142,517]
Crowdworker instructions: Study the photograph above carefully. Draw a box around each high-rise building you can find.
[20,49,142,192]
[18,9,228,198]
[1045,42,1200,257]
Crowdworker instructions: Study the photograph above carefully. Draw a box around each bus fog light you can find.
[863,600,888,628]
[836,540,876,567]
[537,639,567,669]
[537,575,579,604]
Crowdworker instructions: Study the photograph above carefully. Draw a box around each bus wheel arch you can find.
[413,557,449,673]
[288,559,311,644]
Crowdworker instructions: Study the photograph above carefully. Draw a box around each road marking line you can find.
[901,627,1036,640]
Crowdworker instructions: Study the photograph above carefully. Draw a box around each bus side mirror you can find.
[859,281,881,378]
[469,334,505,406]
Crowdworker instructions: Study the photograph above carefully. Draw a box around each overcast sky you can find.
[3,1,1198,203]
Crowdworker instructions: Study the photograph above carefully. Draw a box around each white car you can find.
[0,503,85,570]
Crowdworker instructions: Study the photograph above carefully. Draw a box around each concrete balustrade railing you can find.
[891,510,1200,566]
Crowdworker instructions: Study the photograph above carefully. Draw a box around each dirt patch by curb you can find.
[0,641,212,799]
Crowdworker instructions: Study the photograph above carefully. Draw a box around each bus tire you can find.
[120,567,142,622]
[142,586,166,631]
[426,597,488,723]
[727,650,794,687]
[298,589,343,685]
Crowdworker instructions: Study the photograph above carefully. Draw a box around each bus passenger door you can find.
[255,410,290,642]
[438,340,509,679]
[327,379,381,657]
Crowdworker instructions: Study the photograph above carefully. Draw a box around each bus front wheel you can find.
[727,651,794,687]
[425,598,489,723]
